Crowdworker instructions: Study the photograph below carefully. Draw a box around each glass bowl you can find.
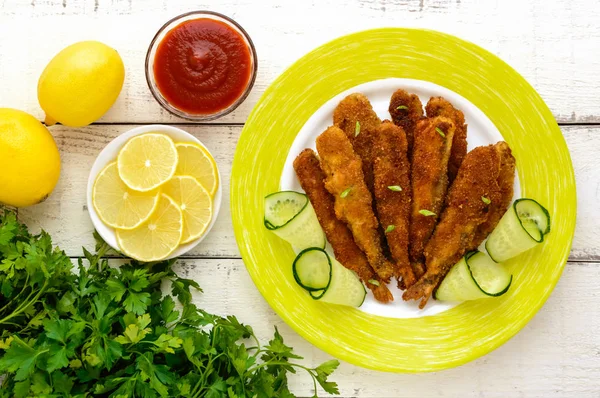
[145,11,258,121]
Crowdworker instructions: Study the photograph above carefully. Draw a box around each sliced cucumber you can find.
[293,248,332,291]
[264,191,326,251]
[517,198,551,235]
[310,289,326,299]
[485,198,551,262]
[435,251,512,301]
[435,256,482,301]
[318,257,366,307]
[467,251,512,296]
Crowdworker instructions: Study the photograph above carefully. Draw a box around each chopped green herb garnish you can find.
[435,127,446,138]
[481,196,491,205]
[385,225,395,233]
[419,209,436,217]
[368,279,380,286]
[388,185,402,192]
[355,121,361,137]
[396,105,408,110]
[340,187,352,198]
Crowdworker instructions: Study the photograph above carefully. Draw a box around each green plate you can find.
[230,28,576,372]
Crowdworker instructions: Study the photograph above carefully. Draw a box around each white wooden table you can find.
[1,0,599,396]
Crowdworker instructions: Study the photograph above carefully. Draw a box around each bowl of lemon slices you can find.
[86,125,221,261]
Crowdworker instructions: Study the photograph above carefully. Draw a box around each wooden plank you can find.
[172,258,600,397]
[16,124,598,261]
[0,0,599,123]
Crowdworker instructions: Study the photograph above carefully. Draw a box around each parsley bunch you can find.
[0,211,340,397]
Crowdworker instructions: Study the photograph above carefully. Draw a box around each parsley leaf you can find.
[315,360,341,395]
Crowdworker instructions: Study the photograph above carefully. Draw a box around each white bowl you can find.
[86,124,222,260]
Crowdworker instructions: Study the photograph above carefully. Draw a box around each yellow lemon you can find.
[92,162,160,229]
[117,133,178,192]
[162,176,213,244]
[38,41,125,127]
[116,194,183,262]
[175,143,219,196]
[0,108,61,207]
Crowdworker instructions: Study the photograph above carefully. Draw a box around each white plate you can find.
[86,124,222,260]
[280,78,520,319]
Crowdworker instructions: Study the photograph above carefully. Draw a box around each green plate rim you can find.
[231,28,576,373]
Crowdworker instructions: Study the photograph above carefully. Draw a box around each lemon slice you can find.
[175,143,219,196]
[162,176,213,244]
[92,162,160,230]
[116,193,183,261]
[118,133,178,192]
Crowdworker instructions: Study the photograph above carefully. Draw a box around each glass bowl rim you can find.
[144,10,258,121]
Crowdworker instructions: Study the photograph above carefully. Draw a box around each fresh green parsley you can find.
[368,279,380,286]
[355,121,361,137]
[0,211,340,397]
[396,105,408,110]
[388,185,402,192]
[385,225,396,233]
[340,187,352,198]
[419,209,436,217]
[482,196,491,205]
[435,127,446,138]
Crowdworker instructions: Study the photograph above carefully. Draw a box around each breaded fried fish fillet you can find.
[403,144,503,308]
[372,121,416,288]
[293,149,393,303]
[426,97,468,183]
[473,142,516,245]
[409,116,456,278]
[333,93,381,191]
[389,89,424,158]
[316,126,395,281]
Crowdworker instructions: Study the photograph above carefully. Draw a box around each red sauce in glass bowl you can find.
[153,18,253,115]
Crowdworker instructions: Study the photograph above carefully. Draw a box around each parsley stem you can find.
[249,332,261,353]
[191,351,227,397]
[249,360,324,396]
[0,281,48,326]
[0,273,29,315]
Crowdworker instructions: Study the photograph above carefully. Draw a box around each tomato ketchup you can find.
[153,18,253,115]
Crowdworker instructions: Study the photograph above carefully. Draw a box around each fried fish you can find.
[316,126,395,281]
[473,141,516,245]
[408,116,456,278]
[372,121,416,288]
[425,97,468,183]
[293,148,393,302]
[389,89,424,158]
[333,93,382,191]
[403,144,505,308]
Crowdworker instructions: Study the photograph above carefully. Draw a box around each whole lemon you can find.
[38,41,125,127]
[0,109,61,207]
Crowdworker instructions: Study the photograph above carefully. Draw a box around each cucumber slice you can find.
[516,198,551,235]
[435,256,484,301]
[318,257,366,307]
[435,251,512,301]
[310,289,326,299]
[485,198,551,262]
[293,248,332,291]
[466,251,512,296]
[264,191,326,251]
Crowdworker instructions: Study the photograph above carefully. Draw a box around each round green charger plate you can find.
[230,28,576,372]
